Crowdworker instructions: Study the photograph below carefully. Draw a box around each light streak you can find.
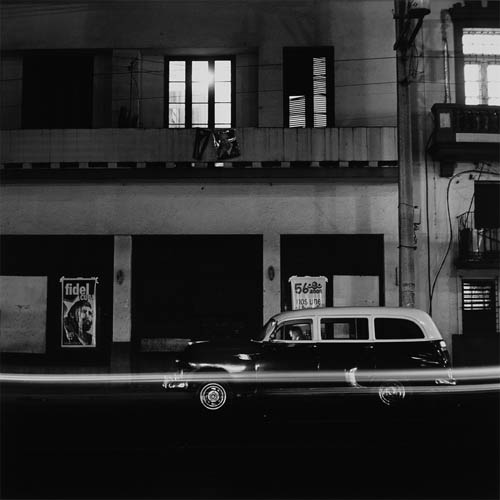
[1,366,499,395]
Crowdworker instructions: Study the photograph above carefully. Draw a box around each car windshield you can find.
[252,318,277,341]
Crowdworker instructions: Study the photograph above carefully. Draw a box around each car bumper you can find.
[434,369,457,386]
[162,373,190,391]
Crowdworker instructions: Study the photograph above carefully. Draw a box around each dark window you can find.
[374,318,424,340]
[165,58,234,128]
[283,47,334,127]
[450,3,500,105]
[462,279,498,335]
[475,181,500,229]
[22,53,93,128]
[320,318,368,340]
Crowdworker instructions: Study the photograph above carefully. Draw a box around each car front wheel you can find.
[197,382,230,411]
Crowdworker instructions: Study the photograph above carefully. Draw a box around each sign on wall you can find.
[289,276,328,310]
[61,277,98,348]
[0,276,47,353]
[333,275,379,306]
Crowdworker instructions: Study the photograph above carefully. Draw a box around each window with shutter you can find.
[283,47,334,128]
[462,279,498,335]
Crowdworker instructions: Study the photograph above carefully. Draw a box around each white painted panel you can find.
[0,276,47,353]
[333,275,379,307]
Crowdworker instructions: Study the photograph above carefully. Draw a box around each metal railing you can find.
[458,212,500,264]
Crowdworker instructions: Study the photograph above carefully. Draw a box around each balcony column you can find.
[113,235,132,343]
[263,232,281,323]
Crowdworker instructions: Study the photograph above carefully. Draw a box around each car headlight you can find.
[236,353,252,361]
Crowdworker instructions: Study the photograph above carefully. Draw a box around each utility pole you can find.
[393,0,428,308]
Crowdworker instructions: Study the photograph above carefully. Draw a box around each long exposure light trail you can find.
[1,366,499,395]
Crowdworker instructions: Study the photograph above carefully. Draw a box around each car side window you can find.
[320,318,369,340]
[271,322,312,341]
[374,318,425,339]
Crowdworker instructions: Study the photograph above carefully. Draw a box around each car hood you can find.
[182,338,263,360]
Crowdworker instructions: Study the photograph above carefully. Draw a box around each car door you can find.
[257,319,319,396]
[372,317,438,370]
[316,316,375,389]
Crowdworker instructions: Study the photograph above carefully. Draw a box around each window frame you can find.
[269,319,314,343]
[164,56,236,129]
[450,3,500,105]
[282,46,335,128]
[460,277,499,336]
[373,317,426,341]
[319,317,369,341]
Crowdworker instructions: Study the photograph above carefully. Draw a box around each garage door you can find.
[132,235,263,343]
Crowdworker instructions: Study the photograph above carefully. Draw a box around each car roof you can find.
[270,307,442,339]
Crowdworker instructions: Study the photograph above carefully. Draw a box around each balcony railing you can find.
[0,127,398,180]
[458,212,500,267]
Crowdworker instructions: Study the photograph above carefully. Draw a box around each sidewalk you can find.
[0,343,179,375]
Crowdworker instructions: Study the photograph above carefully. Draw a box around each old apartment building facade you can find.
[0,0,499,368]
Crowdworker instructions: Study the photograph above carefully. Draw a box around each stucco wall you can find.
[0,0,398,128]
[0,180,401,330]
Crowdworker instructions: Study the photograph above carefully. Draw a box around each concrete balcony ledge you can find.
[0,127,398,181]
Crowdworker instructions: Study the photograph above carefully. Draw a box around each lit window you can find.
[167,58,233,129]
[462,28,500,105]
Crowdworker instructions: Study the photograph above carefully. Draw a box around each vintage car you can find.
[164,307,456,411]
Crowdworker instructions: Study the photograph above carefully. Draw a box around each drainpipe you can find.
[441,10,452,103]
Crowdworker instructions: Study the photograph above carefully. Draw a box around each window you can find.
[283,47,334,128]
[166,58,234,129]
[374,319,424,340]
[451,3,500,105]
[320,318,368,340]
[271,321,312,341]
[475,181,500,229]
[462,279,498,335]
[22,53,94,128]
[463,29,500,105]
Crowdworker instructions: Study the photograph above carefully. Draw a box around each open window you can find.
[271,321,313,342]
[283,47,334,127]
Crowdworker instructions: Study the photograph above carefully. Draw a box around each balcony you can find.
[429,103,500,165]
[0,127,398,182]
[457,212,500,268]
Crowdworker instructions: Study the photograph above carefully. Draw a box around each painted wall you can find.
[408,0,500,342]
[0,0,397,128]
[0,180,401,334]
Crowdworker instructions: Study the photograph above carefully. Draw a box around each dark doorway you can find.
[132,235,263,344]
[281,235,385,310]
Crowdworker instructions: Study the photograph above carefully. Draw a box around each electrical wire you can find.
[430,168,500,312]
[424,130,434,316]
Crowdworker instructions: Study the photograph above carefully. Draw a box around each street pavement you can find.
[1,387,499,499]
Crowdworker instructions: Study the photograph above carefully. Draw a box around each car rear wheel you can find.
[378,380,406,406]
[197,382,231,411]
